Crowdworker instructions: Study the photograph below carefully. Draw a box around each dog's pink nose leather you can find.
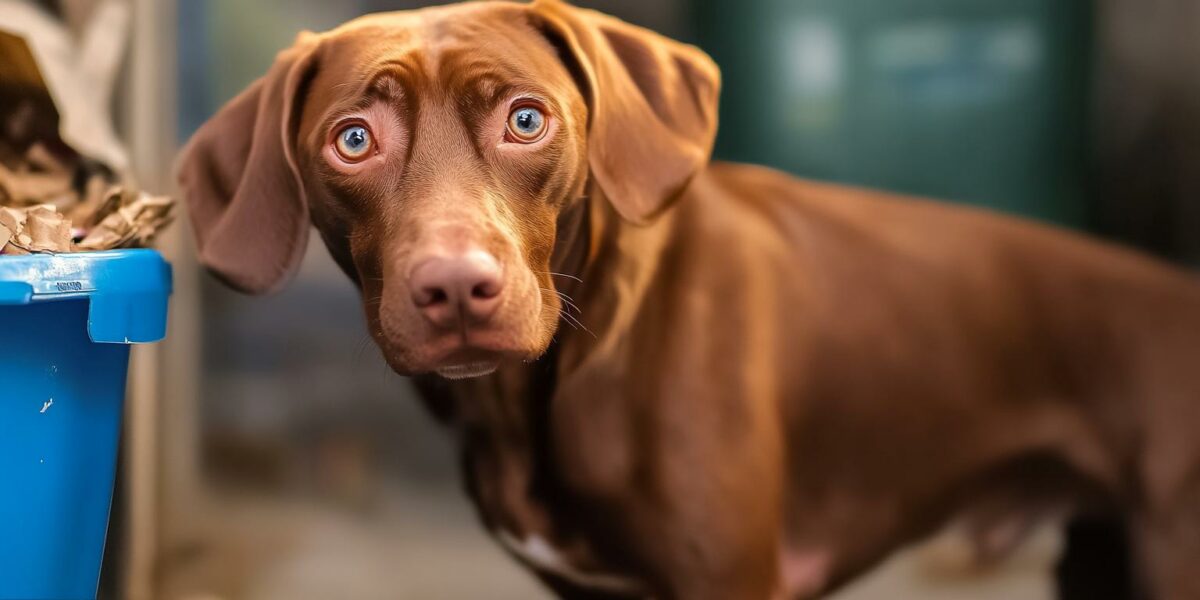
[409,250,504,328]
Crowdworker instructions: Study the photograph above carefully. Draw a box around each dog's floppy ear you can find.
[531,0,720,223]
[176,34,321,294]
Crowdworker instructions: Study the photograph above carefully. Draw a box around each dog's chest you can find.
[442,366,649,594]
[468,457,646,595]
[457,418,646,594]
[460,434,645,594]
[491,527,646,595]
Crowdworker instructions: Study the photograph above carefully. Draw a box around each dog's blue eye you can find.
[335,124,373,161]
[507,106,546,142]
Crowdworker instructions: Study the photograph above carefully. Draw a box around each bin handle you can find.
[0,281,33,305]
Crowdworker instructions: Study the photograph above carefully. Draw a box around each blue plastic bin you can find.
[0,250,171,600]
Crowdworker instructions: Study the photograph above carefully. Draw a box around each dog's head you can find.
[177,0,719,378]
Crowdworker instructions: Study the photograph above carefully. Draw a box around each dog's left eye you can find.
[334,124,374,161]
[506,106,547,142]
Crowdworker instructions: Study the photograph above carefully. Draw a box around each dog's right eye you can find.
[334,124,374,162]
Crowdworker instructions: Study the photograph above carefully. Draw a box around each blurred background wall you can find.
[83,0,1200,598]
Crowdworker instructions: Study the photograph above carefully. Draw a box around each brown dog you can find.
[177,1,1200,598]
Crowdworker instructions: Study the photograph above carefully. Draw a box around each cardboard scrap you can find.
[0,0,174,255]
[0,204,70,254]
[77,188,173,251]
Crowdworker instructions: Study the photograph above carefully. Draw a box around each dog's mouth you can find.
[429,343,506,379]
[436,360,500,380]
[373,324,542,379]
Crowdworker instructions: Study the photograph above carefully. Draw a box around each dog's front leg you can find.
[552,420,790,600]
[1135,492,1200,600]
[615,504,786,600]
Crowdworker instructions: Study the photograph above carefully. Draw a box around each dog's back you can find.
[653,159,1200,593]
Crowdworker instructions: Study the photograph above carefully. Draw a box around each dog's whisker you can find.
[353,333,376,361]
[555,293,583,315]
[535,270,584,284]
[558,308,596,339]
[572,316,598,339]
[541,288,581,329]
[540,286,595,337]
[549,287,579,304]
[541,287,584,316]
[556,308,580,330]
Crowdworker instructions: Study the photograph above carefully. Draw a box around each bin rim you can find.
[0,249,172,343]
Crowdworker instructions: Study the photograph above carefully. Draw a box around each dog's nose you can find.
[409,250,504,327]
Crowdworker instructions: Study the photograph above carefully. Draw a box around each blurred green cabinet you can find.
[695,0,1092,226]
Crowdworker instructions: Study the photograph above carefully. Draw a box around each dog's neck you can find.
[422,185,683,543]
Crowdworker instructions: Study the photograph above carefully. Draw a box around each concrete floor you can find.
[161,482,1060,600]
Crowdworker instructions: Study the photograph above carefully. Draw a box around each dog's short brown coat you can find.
[178,2,1200,598]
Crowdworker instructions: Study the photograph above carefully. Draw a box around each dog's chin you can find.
[435,360,501,380]
[373,303,556,379]
[377,335,547,379]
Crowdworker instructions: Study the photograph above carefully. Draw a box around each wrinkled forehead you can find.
[305,3,576,118]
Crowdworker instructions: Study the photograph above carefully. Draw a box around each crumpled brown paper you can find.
[0,204,71,253]
[0,187,172,254]
[0,0,174,255]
